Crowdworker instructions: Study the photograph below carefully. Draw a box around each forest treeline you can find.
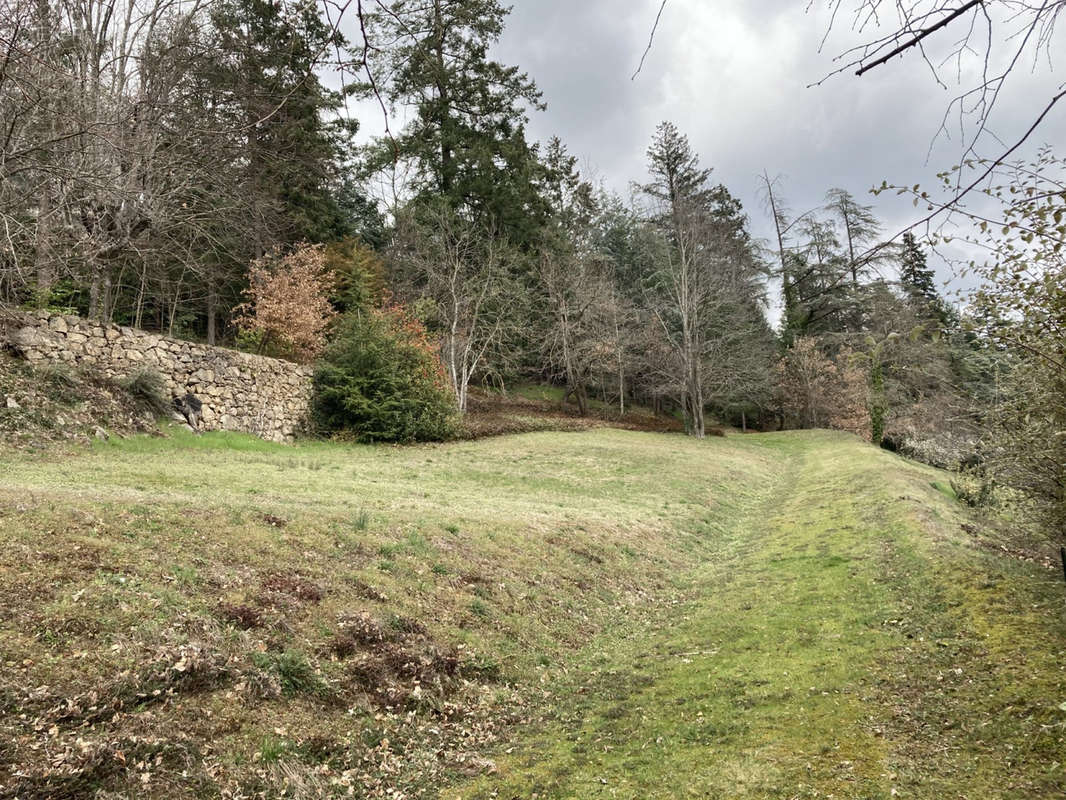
[1,0,1062,537]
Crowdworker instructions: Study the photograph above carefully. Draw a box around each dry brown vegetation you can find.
[460,386,685,440]
[0,350,157,451]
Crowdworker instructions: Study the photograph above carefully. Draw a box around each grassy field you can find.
[1,427,1064,798]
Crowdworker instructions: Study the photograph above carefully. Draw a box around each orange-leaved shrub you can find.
[235,243,337,363]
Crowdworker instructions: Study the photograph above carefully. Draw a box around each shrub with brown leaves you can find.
[777,337,871,440]
[234,243,337,363]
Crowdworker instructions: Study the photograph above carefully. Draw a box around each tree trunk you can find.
[432,0,453,195]
[841,202,859,287]
[693,383,705,438]
[102,267,119,322]
[134,264,147,328]
[34,185,53,307]
[88,263,103,320]
[207,287,218,345]
[575,383,588,416]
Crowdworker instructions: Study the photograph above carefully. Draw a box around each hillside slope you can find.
[0,429,1063,798]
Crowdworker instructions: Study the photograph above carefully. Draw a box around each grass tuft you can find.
[353,507,371,531]
[251,650,322,696]
[116,368,171,416]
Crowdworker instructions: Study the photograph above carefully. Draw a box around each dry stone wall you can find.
[3,310,312,442]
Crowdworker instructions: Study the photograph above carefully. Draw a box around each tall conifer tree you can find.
[359,0,547,245]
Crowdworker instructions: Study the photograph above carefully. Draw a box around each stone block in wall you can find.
[48,316,68,333]
[12,326,48,356]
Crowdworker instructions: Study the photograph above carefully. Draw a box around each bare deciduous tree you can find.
[389,203,520,414]
[641,122,769,437]
[536,246,630,417]
[777,337,871,438]
[1,0,354,340]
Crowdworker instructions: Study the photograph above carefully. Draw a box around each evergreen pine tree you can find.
[210,0,357,251]
[898,232,951,326]
[825,188,882,286]
[359,0,547,246]
[643,122,714,215]
[899,233,937,303]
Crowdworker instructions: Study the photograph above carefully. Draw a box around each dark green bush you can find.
[311,308,458,443]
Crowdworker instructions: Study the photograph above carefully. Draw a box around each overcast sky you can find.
[341,0,1066,299]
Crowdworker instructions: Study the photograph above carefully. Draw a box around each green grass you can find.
[510,382,568,405]
[0,427,1063,798]
[509,381,675,420]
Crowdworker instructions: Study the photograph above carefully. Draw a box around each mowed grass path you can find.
[0,428,1064,798]
[454,433,1066,799]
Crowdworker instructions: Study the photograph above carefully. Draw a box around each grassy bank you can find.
[0,428,1063,798]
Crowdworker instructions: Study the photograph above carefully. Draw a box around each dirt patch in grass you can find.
[2,640,231,798]
[5,735,174,800]
[344,576,389,602]
[17,642,231,730]
[329,612,470,710]
[259,572,325,604]
[217,602,265,630]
